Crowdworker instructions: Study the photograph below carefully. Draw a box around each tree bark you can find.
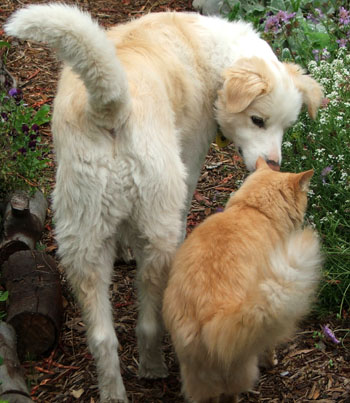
[0,322,33,402]
[2,250,63,360]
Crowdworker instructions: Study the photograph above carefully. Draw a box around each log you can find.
[0,322,32,402]
[0,190,48,265]
[2,250,63,360]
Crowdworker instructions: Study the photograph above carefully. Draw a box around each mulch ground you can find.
[1,0,350,402]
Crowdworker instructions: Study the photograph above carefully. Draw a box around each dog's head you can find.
[215,57,323,171]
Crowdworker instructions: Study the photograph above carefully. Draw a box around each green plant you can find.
[1,40,51,197]
[0,89,51,197]
[226,0,350,69]
[0,290,8,320]
[282,49,350,314]
[312,330,323,349]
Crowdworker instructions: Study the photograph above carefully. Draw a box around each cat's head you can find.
[227,157,314,228]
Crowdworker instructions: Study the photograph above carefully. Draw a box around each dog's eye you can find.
[251,116,265,128]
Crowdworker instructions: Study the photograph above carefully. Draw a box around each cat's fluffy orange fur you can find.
[163,158,322,403]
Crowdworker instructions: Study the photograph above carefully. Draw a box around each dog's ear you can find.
[222,57,273,113]
[284,63,323,119]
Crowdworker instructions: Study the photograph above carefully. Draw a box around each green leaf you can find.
[32,104,51,125]
[0,356,4,365]
[0,291,8,302]
[0,41,10,49]
[305,31,331,48]
[270,0,288,12]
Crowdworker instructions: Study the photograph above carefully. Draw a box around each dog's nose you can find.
[238,147,243,156]
[266,159,280,171]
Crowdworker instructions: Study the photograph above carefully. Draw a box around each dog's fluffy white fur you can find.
[5,4,322,402]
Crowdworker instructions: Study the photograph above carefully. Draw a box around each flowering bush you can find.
[282,50,350,313]
[227,0,350,68]
[0,86,51,197]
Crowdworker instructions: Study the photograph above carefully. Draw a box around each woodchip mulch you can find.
[1,0,350,402]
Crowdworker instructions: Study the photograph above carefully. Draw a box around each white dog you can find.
[5,4,322,402]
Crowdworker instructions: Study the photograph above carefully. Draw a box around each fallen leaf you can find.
[71,388,84,399]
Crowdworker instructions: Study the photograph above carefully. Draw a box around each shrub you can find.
[0,79,51,198]
[282,50,350,314]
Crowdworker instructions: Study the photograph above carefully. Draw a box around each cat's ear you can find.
[295,169,314,192]
[255,157,269,170]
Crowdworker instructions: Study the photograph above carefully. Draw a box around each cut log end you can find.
[8,313,57,360]
[3,250,63,360]
[0,240,30,267]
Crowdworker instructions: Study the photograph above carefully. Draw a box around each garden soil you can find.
[1,0,350,402]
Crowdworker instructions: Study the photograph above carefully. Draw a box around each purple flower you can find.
[264,11,296,33]
[315,8,324,18]
[307,13,319,24]
[31,124,39,132]
[312,49,320,62]
[22,124,29,133]
[30,133,39,140]
[1,112,8,121]
[339,7,350,25]
[337,38,348,48]
[28,140,37,150]
[276,10,296,22]
[321,166,333,176]
[8,88,19,97]
[321,48,330,60]
[18,147,27,155]
[321,165,333,184]
[322,325,340,344]
[265,15,280,33]
[8,87,22,104]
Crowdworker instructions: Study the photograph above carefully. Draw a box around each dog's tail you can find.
[5,4,130,126]
[201,227,322,366]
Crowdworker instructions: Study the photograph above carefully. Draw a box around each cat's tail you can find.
[201,227,322,366]
[5,4,130,127]
[262,226,322,323]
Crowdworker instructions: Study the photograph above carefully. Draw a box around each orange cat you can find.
[163,157,322,403]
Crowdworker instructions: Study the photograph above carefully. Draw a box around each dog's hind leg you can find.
[134,244,173,378]
[63,237,128,402]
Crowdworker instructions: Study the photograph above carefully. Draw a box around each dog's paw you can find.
[100,389,128,403]
[258,348,278,369]
[138,361,169,379]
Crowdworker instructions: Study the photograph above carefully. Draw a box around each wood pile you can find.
[0,190,63,401]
